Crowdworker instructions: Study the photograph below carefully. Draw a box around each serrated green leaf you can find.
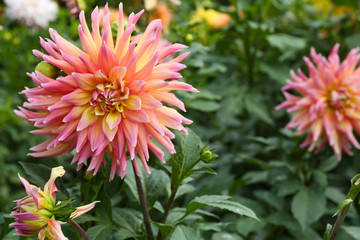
[291,186,326,230]
[186,195,258,220]
[86,224,112,240]
[169,225,200,240]
[145,168,169,208]
[113,208,142,235]
[171,129,202,189]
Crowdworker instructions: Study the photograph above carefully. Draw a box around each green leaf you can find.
[152,222,175,237]
[212,232,244,240]
[86,224,112,240]
[343,226,360,240]
[259,62,289,84]
[113,208,142,237]
[186,195,258,220]
[291,186,326,230]
[19,162,52,187]
[171,129,202,189]
[244,93,274,126]
[186,99,221,112]
[266,34,306,52]
[74,214,102,224]
[190,167,217,176]
[145,168,169,208]
[169,225,200,240]
[319,156,339,172]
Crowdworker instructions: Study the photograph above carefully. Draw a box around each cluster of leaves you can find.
[2,0,360,239]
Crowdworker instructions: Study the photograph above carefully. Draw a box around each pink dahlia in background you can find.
[276,44,360,160]
[15,3,197,179]
[11,166,97,239]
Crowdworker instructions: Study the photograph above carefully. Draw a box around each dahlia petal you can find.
[151,91,185,111]
[122,119,138,147]
[123,95,141,110]
[62,89,91,106]
[109,66,126,80]
[45,219,68,240]
[29,143,72,157]
[139,92,162,109]
[88,120,105,152]
[98,42,118,76]
[70,201,99,219]
[73,73,96,91]
[103,116,118,141]
[77,107,97,131]
[44,166,65,196]
[124,109,150,123]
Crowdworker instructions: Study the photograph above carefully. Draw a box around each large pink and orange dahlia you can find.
[15,3,197,179]
[277,44,360,160]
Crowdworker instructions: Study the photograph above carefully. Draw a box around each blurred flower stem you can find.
[328,174,360,240]
[68,219,90,240]
[134,166,154,240]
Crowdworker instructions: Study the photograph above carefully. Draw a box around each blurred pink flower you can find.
[277,44,360,160]
[10,166,97,239]
[15,3,197,179]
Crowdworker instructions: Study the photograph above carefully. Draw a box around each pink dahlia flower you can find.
[276,44,360,160]
[15,3,197,179]
[11,166,97,239]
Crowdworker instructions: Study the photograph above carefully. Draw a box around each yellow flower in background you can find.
[191,6,230,29]
[310,0,353,16]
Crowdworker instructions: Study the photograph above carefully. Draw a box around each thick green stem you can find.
[68,219,90,240]
[133,167,154,240]
[328,175,360,240]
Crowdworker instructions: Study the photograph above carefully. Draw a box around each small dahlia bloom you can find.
[276,44,360,160]
[15,3,197,179]
[4,0,58,29]
[10,166,97,239]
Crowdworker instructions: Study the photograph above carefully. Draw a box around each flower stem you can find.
[156,189,177,240]
[161,190,177,224]
[328,175,360,240]
[133,167,154,240]
[68,219,90,240]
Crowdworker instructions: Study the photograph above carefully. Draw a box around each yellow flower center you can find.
[327,88,351,110]
[90,75,129,116]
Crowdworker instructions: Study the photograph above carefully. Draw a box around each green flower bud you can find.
[200,146,218,163]
[35,61,60,79]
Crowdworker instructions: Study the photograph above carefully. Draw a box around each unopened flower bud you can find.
[35,61,60,79]
[200,146,218,163]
